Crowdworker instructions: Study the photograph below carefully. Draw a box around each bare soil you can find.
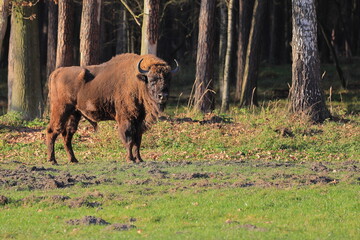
[0,160,358,193]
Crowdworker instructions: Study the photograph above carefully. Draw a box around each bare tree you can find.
[220,0,235,112]
[141,0,159,55]
[80,0,101,66]
[290,0,331,122]
[193,0,216,113]
[56,0,74,68]
[8,1,43,120]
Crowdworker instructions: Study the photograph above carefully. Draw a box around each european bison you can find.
[46,53,178,164]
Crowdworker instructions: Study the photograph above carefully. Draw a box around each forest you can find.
[0,0,359,120]
[0,0,359,239]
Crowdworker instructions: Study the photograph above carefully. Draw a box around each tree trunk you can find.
[56,0,74,68]
[235,0,253,101]
[141,0,159,55]
[218,1,227,96]
[269,0,285,64]
[193,0,216,113]
[240,0,266,107]
[0,0,9,58]
[221,0,235,112]
[46,1,57,78]
[116,3,128,54]
[80,0,101,66]
[8,1,43,120]
[290,0,331,123]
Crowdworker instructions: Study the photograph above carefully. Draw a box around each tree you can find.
[240,0,266,107]
[46,0,58,79]
[141,0,159,55]
[220,0,235,112]
[269,0,285,64]
[80,0,101,66]
[235,0,253,101]
[193,0,216,113]
[8,1,43,120]
[290,0,331,123]
[218,0,227,91]
[0,0,9,59]
[116,3,128,54]
[56,0,74,68]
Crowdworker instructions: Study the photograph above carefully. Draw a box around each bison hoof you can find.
[135,158,144,163]
[49,160,58,165]
[70,158,79,164]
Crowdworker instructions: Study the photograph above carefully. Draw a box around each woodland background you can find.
[0,0,359,120]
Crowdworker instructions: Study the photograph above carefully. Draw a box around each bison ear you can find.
[137,74,148,83]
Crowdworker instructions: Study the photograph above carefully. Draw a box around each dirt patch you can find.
[172,172,210,180]
[0,195,8,205]
[0,166,104,190]
[66,197,102,208]
[237,224,267,232]
[50,195,71,202]
[105,223,136,231]
[0,160,358,193]
[308,175,337,184]
[311,162,332,172]
[66,216,110,226]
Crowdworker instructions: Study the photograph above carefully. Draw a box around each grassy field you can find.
[0,102,359,239]
[0,62,359,239]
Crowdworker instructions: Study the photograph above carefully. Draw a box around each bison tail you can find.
[82,115,98,132]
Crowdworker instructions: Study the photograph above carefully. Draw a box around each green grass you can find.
[1,183,359,239]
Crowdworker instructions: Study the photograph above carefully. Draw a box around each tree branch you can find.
[119,0,141,26]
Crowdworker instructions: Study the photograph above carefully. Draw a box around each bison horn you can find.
[137,59,149,74]
[171,59,179,74]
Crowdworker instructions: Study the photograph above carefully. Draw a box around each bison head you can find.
[137,59,179,111]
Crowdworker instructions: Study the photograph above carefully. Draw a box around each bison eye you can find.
[149,77,159,85]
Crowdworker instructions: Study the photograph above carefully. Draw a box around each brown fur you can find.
[46,53,172,164]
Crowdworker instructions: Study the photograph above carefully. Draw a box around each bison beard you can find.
[46,53,177,164]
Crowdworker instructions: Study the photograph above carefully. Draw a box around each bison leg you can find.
[133,130,144,163]
[117,120,136,163]
[46,104,75,164]
[62,111,81,163]
[46,126,60,165]
[46,110,69,164]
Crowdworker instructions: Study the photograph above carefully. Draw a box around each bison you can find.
[46,53,178,164]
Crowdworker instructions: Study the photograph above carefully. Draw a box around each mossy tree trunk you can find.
[290,0,331,123]
[80,0,101,66]
[8,1,43,120]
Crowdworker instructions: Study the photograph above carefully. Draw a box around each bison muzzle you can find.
[46,53,178,164]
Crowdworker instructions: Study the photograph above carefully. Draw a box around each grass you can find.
[0,102,359,239]
[0,179,359,239]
